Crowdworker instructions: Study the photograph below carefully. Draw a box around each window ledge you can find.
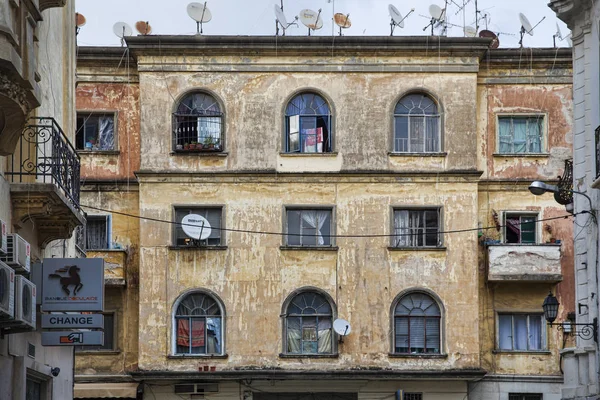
[388,353,447,359]
[168,354,229,359]
[280,246,339,251]
[169,245,228,251]
[387,246,447,251]
[388,152,447,157]
[87,248,128,253]
[279,152,338,157]
[492,350,551,355]
[77,150,120,155]
[75,350,120,355]
[486,243,561,247]
[492,153,550,158]
[170,151,228,157]
[279,353,339,359]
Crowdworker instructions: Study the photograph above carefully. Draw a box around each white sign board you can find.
[42,331,104,346]
[181,214,212,240]
[42,313,104,329]
[42,258,104,312]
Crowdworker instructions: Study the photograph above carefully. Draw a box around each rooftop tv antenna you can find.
[518,12,545,47]
[388,4,415,36]
[274,4,298,36]
[112,22,132,47]
[423,3,447,36]
[299,8,323,36]
[334,13,351,36]
[187,2,212,34]
[333,318,352,344]
[135,21,152,35]
[75,12,86,35]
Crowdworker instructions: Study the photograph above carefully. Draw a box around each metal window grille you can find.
[404,394,423,400]
[285,93,332,153]
[174,208,222,246]
[394,292,441,354]
[504,213,537,244]
[393,209,441,248]
[286,209,332,246]
[172,92,223,152]
[86,216,109,250]
[498,314,545,351]
[285,291,333,354]
[509,394,543,400]
[174,292,222,355]
[75,313,115,351]
[394,93,440,153]
[498,116,544,154]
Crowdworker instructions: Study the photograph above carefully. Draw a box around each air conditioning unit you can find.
[0,219,7,254]
[12,276,36,329]
[173,383,219,395]
[0,234,30,274]
[0,261,15,319]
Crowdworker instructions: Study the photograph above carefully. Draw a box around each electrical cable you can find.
[80,203,578,239]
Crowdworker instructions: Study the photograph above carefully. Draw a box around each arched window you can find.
[284,290,334,354]
[174,291,224,355]
[173,91,223,152]
[393,292,441,354]
[285,92,332,153]
[394,93,441,153]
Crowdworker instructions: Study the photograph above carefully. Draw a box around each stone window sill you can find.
[492,350,551,355]
[388,353,447,359]
[170,151,228,157]
[75,350,121,355]
[168,246,228,251]
[280,246,339,251]
[168,354,229,359]
[388,152,447,157]
[492,153,550,158]
[387,246,447,251]
[279,353,339,359]
[279,152,338,157]
[77,150,120,155]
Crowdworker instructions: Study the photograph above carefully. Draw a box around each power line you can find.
[81,203,576,239]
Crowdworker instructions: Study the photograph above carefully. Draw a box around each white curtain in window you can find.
[301,210,330,245]
[425,116,439,152]
[514,315,528,350]
[512,119,528,153]
[498,118,512,153]
[394,210,409,247]
[498,314,512,350]
[287,318,301,353]
[98,117,115,150]
[527,120,542,153]
[410,117,425,152]
[317,318,332,353]
[529,315,542,350]
[198,117,220,144]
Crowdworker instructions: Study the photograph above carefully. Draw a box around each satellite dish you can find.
[299,8,323,35]
[429,4,444,21]
[135,21,152,35]
[187,2,212,34]
[388,4,414,35]
[464,26,476,37]
[181,214,212,240]
[519,13,534,36]
[333,318,352,337]
[556,23,563,39]
[479,29,499,49]
[75,13,86,28]
[334,13,351,28]
[113,22,132,38]
[275,5,289,27]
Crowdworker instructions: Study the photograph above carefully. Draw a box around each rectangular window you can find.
[498,314,545,351]
[174,207,223,246]
[76,113,116,151]
[75,313,115,352]
[498,115,544,154]
[504,213,537,244]
[394,115,440,153]
[85,215,110,250]
[286,209,333,247]
[26,378,42,400]
[508,394,543,400]
[393,208,442,248]
[404,394,423,400]
[287,115,331,153]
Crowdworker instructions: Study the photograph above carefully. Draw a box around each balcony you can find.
[6,117,85,247]
[487,244,563,282]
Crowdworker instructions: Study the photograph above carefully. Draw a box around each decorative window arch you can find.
[173,91,224,152]
[393,93,441,153]
[283,289,335,354]
[284,92,332,153]
[173,290,225,355]
[393,291,442,354]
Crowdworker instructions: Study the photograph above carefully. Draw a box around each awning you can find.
[74,383,139,399]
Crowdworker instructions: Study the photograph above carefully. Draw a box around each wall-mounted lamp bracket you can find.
[549,318,598,342]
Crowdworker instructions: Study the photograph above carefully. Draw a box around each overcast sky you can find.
[76,0,570,49]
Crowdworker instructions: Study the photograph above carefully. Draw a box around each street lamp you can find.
[542,292,598,342]
[528,180,594,215]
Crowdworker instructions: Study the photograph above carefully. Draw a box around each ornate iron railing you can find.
[6,117,81,210]
[596,126,600,179]
[555,159,573,205]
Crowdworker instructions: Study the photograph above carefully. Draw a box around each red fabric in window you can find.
[177,319,205,347]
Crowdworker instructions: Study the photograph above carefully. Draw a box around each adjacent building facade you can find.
[0,0,84,399]
[74,36,574,400]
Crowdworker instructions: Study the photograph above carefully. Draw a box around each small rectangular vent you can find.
[28,342,35,358]
[174,383,219,395]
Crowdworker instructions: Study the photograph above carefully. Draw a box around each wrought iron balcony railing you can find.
[596,126,600,180]
[6,117,81,211]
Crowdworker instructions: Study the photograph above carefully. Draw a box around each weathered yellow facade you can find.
[75,37,574,400]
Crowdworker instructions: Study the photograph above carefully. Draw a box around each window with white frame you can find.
[504,213,537,244]
[394,93,441,153]
[285,92,332,153]
[174,207,223,246]
[85,215,111,250]
[498,313,546,351]
[76,113,116,151]
[498,115,544,154]
[75,312,115,352]
[393,292,441,354]
[284,290,334,355]
[393,208,442,248]
[285,208,333,247]
[174,291,224,355]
